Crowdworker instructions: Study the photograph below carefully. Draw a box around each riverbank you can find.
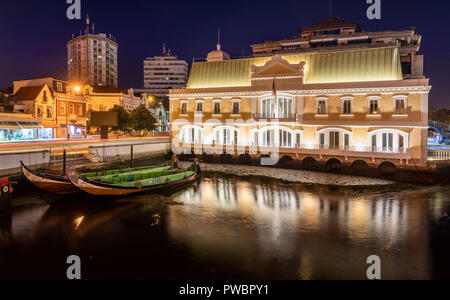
[180,162,395,186]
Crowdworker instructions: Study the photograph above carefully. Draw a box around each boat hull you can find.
[67,169,197,198]
[21,162,76,195]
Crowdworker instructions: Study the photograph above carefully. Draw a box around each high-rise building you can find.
[67,15,118,87]
[141,45,188,98]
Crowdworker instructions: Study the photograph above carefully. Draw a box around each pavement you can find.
[0,136,170,155]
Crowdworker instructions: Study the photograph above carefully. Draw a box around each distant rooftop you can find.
[298,17,361,34]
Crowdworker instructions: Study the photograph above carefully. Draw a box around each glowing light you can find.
[74,86,81,93]
[148,96,155,102]
[74,216,85,230]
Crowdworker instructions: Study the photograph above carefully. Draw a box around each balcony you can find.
[253,113,298,122]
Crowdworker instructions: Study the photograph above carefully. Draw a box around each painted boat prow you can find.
[20,161,77,195]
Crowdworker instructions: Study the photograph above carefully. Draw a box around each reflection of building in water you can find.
[169,178,432,279]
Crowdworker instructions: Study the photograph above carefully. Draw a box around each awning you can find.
[0,121,43,129]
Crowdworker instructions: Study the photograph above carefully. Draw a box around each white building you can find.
[122,89,145,112]
[140,45,188,98]
[67,16,118,87]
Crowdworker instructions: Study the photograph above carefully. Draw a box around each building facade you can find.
[10,77,87,140]
[140,46,188,98]
[169,19,431,167]
[67,18,118,87]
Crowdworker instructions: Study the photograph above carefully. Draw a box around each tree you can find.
[109,105,131,132]
[431,109,450,126]
[131,105,157,135]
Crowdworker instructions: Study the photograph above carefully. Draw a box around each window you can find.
[215,127,237,146]
[43,91,48,103]
[317,99,327,115]
[180,102,187,115]
[60,104,66,115]
[342,99,352,115]
[369,98,380,114]
[278,98,293,118]
[78,104,83,116]
[46,109,52,119]
[195,102,203,113]
[329,131,340,149]
[213,102,221,115]
[261,98,274,117]
[232,102,240,115]
[69,104,74,115]
[394,97,407,114]
[56,82,63,92]
[279,130,293,148]
[317,129,352,150]
[369,130,408,153]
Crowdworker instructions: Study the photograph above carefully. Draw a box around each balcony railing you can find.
[253,113,297,120]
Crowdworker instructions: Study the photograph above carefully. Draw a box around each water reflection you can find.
[1,176,450,279]
[168,177,443,279]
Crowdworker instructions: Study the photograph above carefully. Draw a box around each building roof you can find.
[186,46,403,89]
[298,17,360,34]
[14,85,45,100]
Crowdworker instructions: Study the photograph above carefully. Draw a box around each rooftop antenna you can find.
[217,28,222,51]
[329,0,332,17]
[86,14,90,34]
[92,23,95,34]
[162,43,167,56]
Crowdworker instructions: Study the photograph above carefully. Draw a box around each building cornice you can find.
[169,85,432,99]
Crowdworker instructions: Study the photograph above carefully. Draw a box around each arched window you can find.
[368,129,408,153]
[214,126,239,146]
[179,125,202,144]
[317,128,352,150]
[258,126,298,148]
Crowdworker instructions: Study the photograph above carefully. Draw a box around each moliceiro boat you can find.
[67,160,201,198]
[21,160,174,195]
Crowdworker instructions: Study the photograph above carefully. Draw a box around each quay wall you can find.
[0,150,51,177]
[89,142,171,162]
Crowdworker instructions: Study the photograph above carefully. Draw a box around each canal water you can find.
[1,172,450,280]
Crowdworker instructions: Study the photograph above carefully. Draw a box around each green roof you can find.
[186,46,403,89]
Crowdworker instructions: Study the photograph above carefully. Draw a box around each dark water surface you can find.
[1,173,450,280]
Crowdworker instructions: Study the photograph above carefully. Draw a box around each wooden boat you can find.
[21,161,77,195]
[21,161,172,195]
[67,161,200,198]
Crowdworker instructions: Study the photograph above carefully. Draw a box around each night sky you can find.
[0,0,449,107]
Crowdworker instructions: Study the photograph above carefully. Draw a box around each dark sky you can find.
[0,0,449,107]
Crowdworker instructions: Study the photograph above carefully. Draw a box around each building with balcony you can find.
[169,19,431,168]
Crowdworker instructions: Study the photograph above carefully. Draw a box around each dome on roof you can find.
[206,44,230,62]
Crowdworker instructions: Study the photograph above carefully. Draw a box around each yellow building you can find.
[169,19,431,168]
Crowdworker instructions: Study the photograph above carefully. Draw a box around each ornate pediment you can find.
[251,55,306,79]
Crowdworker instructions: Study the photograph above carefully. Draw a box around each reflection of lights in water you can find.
[74,216,85,230]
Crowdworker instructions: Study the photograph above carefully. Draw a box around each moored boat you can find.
[21,161,77,195]
[67,160,200,198]
[21,161,174,195]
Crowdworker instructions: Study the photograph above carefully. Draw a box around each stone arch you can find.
[238,153,253,165]
[302,157,317,170]
[351,160,369,174]
[378,161,397,176]
[219,153,233,164]
[277,155,295,168]
[326,158,342,172]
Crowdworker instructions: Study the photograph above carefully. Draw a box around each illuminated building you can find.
[138,45,188,98]
[8,77,87,139]
[67,15,118,87]
[169,18,431,166]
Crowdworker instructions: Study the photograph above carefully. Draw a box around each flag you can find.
[272,78,277,98]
